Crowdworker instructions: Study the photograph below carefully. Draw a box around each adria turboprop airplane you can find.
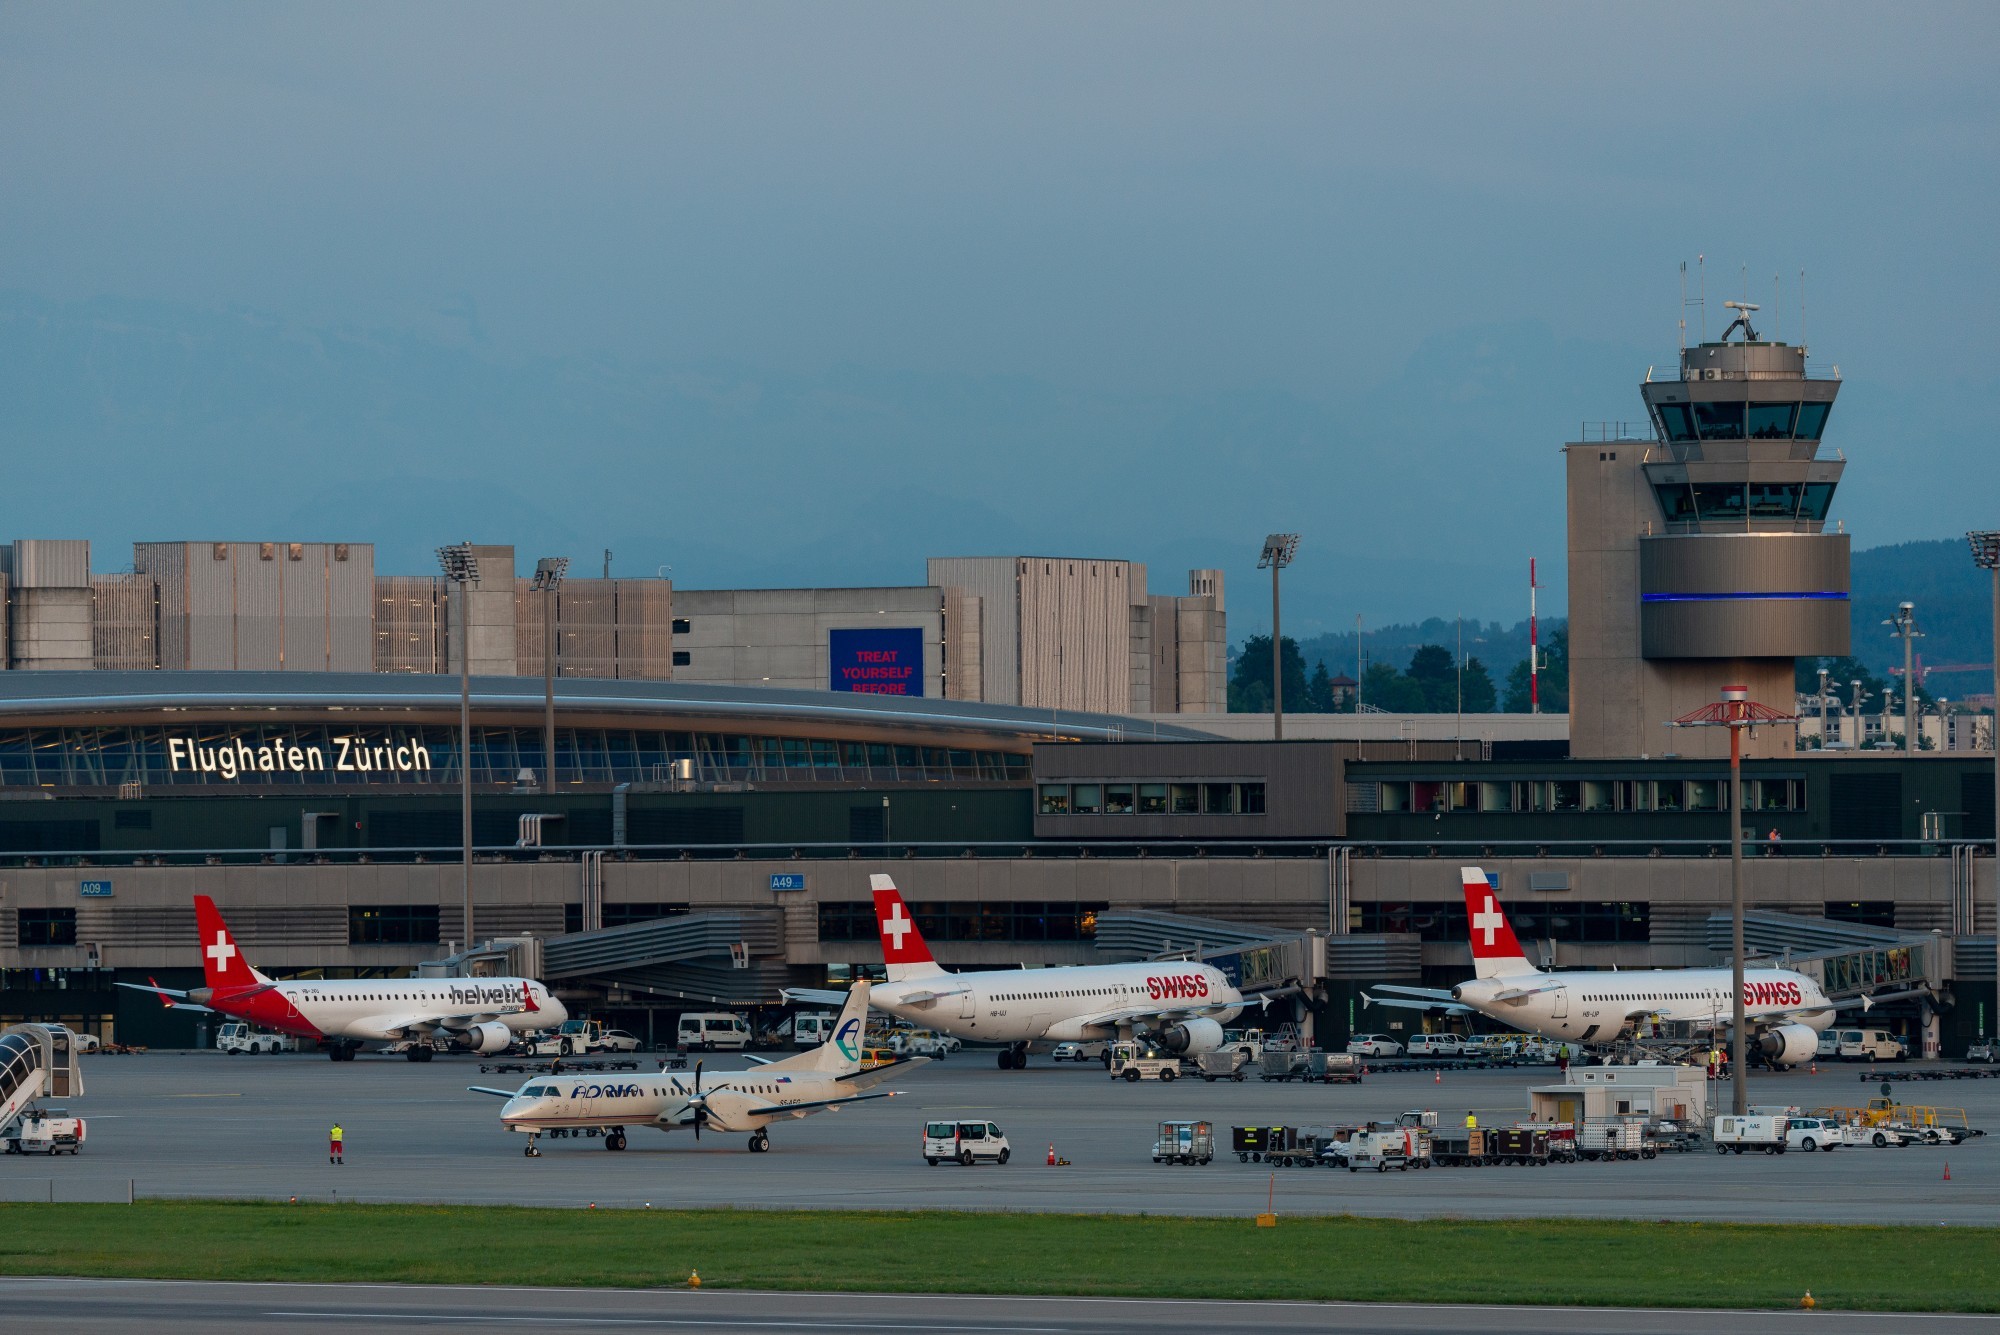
[119,895,565,1061]
[470,981,921,1155]
[788,875,1245,1069]
[1364,867,1842,1067]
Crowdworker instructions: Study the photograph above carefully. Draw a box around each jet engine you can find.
[1758,1023,1819,1068]
[456,1021,514,1055]
[1158,1017,1224,1055]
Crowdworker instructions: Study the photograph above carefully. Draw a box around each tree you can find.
[1362,660,1424,713]
[1405,645,1456,713]
[1306,661,1335,713]
[1502,626,1569,712]
[1461,656,1497,713]
[1228,635,1311,714]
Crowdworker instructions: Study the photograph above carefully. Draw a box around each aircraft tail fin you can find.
[871,876,948,982]
[193,895,270,989]
[1460,867,1536,980]
[768,981,873,1076]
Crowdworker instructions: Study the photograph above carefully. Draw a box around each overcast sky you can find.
[2,4,1994,635]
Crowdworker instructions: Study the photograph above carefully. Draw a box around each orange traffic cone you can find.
[1809,1061,1818,1075]
[1943,1162,1951,1181]
[1434,1070,1442,1085]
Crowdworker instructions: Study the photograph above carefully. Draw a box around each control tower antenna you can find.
[1799,269,1807,355]
[1698,254,1707,341]
[1774,273,1781,342]
[1721,299,1761,343]
[1678,262,1687,351]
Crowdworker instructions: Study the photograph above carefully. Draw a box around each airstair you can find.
[0,1025,83,1141]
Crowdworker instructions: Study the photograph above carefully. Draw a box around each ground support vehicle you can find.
[1870,1066,2000,1082]
[1428,1126,1490,1166]
[1519,1121,1581,1162]
[1233,1124,1322,1166]
[1111,1041,1182,1082]
[1198,1051,1248,1082]
[1153,1119,1214,1165]
[1486,1126,1555,1166]
[1578,1120,1647,1161]
[924,1119,1010,1165]
[1311,1052,1363,1083]
[1259,1050,1312,1082]
[890,1030,951,1059]
[216,1023,298,1054]
[3,1108,84,1155]
[1713,1114,1789,1154]
[1344,1126,1427,1173]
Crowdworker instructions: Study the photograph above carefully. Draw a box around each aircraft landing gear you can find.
[605,1130,627,1151]
[327,1043,359,1062]
[524,1134,542,1158]
[404,1046,435,1063]
[748,1131,770,1153]
[997,1043,1030,1070]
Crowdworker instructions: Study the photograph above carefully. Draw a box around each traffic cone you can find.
[1809,1061,1818,1075]
[689,1270,701,1289]
[1047,1143,1056,1166]
[1434,1070,1442,1085]
[1800,1291,1815,1310]
[1943,1162,1951,1181]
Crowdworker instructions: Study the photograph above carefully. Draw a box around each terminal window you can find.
[1039,781,1264,817]
[348,905,440,945]
[16,908,77,948]
[817,901,1104,943]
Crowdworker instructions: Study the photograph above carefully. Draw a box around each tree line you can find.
[1228,628,1568,714]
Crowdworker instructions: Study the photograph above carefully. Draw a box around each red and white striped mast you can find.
[1529,558,1540,713]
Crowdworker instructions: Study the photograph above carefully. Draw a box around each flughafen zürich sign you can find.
[166,734,433,780]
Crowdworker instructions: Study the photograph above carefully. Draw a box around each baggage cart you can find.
[1198,1050,1248,1082]
[1260,1050,1312,1082]
[1153,1119,1214,1166]
[1428,1126,1489,1166]
[1578,1119,1646,1161]
[1231,1125,1294,1162]
[1488,1126,1553,1166]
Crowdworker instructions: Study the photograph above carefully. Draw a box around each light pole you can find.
[532,557,570,791]
[1884,602,1922,753]
[437,542,481,949]
[1259,533,1300,740]
[1968,531,2000,1045]
[1673,686,1797,1115]
[1817,666,1830,749]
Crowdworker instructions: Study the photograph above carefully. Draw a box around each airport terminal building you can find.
[1,322,1993,1056]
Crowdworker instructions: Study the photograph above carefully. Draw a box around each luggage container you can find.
[1260,1050,1313,1082]
[1578,1119,1648,1161]
[1198,1051,1248,1082]
[1153,1119,1214,1166]
[1311,1052,1364,1084]
[1487,1126,1553,1166]
[1231,1125,1293,1162]
[1712,1114,1789,1154]
[1428,1126,1489,1166]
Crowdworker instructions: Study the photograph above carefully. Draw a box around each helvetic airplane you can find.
[788,875,1246,1069]
[470,981,921,1155]
[119,895,566,1061]
[1365,866,1851,1066]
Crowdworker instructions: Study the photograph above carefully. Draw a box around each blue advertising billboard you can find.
[829,627,924,697]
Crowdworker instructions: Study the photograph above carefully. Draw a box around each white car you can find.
[1051,1041,1106,1063]
[1406,1034,1461,1057]
[1965,1041,1996,1064]
[1784,1117,1844,1153]
[594,1029,643,1054]
[1347,1034,1403,1058]
[923,1120,1011,1166]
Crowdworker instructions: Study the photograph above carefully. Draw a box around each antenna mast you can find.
[1529,558,1541,714]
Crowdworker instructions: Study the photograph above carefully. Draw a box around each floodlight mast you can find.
[1884,602,1923,754]
[1258,534,1300,740]
[436,542,480,948]
[532,557,570,791]
[1671,687,1797,1116]
[1968,531,2000,1048]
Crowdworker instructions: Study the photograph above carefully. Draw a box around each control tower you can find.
[1567,302,1849,759]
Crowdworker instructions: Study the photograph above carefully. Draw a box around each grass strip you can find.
[1,1202,1994,1312]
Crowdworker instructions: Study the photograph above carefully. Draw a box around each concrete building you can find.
[1567,316,1848,760]
[133,541,376,672]
[1,541,95,670]
[671,586,961,699]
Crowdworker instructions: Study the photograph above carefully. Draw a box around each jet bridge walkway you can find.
[541,910,790,1006]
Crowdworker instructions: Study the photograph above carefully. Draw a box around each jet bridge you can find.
[541,910,790,1006]
[1703,911,1953,1003]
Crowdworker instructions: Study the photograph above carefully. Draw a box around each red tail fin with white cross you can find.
[870,875,948,983]
[194,895,271,990]
[1460,867,1535,980]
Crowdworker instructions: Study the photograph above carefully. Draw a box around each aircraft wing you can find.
[1363,993,1473,1014]
[1368,984,1461,1002]
[781,988,852,1006]
[1072,1001,1238,1032]
[352,1006,527,1039]
[763,1089,905,1118]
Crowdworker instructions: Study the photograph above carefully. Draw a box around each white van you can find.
[677,1012,751,1052]
[1407,1034,1462,1057]
[923,1120,1011,1166]
[791,1012,838,1048]
[1833,1029,1907,1062]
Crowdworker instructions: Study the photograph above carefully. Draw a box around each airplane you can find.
[117,895,566,1062]
[469,981,922,1155]
[1363,866,1852,1067]
[786,875,1246,1069]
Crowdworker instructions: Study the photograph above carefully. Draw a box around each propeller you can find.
[690,1060,705,1140]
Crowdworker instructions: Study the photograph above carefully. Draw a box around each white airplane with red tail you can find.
[786,875,1245,1069]
[119,895,565,1061]
[1365,867,1854,1066]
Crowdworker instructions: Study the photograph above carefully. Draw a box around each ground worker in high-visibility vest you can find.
[1465,1112,1477,1129]
[329,1123,344,1165]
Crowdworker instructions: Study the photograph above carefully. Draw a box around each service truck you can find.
[1110,1040,1182,1082]
[216,1023,298,1054]
[3,1107,84,1156]
[1712,1113,1789,1154]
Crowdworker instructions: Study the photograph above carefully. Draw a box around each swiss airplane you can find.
[1365,867,1845,1065]
[470,981,921,1155]
[787,875,1246,1069]
[119,895,566,1062]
